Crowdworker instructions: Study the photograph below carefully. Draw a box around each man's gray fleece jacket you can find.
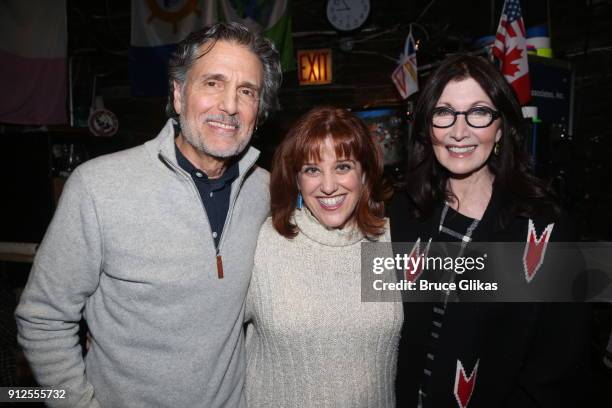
[15,119,270,407]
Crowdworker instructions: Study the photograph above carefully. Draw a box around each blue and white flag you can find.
[130,0,294,96]
[391,27,418,100]
[130,0,216,96]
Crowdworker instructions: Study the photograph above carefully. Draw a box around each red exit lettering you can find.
[298,49,332,85]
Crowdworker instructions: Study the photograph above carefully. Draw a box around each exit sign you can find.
[297,49,332,85]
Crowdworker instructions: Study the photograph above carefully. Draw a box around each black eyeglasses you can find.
[431,106,500,128]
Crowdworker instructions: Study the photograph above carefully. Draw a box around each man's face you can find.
[173,40,263,159]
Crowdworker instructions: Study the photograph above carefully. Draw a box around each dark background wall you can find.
[39,0,612,241]
[1,1,611,243]
[2,0,612,237]
[1,0,612,394]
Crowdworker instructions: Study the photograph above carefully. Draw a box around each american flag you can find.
[493,0,531,105]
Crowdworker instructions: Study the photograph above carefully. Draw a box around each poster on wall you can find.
[354,107,406,166]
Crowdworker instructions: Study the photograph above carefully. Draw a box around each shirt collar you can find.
[174,142,239,191]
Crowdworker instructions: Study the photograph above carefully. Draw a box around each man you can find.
[16,22,282,407]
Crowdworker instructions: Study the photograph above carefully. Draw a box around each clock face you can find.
[326,0,370,32]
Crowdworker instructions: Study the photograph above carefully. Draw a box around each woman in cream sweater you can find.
[245,107,402,407]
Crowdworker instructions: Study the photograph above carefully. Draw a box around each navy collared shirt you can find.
[175,143,239,248]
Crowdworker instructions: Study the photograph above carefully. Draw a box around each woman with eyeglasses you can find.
[390,54,589,407]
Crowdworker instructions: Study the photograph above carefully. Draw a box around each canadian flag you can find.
[492,0,531,105]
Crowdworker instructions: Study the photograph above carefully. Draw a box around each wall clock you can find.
[326,0,370,32]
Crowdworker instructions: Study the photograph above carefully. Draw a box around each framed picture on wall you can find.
[353,107,408,166]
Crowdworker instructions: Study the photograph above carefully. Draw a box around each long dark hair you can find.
[405,54,559,221]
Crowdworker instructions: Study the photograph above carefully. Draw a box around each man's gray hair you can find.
[166,22,282,124]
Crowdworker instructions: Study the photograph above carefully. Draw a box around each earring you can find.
[296,192,303,210]
[494,142,500,156]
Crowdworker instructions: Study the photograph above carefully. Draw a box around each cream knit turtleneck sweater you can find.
[245,208,403,408]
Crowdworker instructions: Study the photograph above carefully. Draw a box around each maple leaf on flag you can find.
[493,0,531,105]
[502,47,523,77]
